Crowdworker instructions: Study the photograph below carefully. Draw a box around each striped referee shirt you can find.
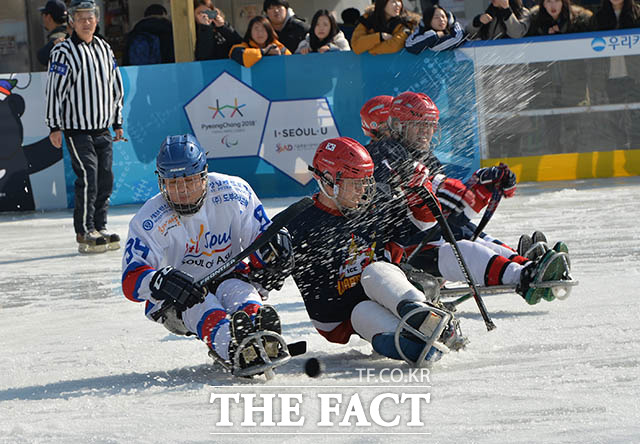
[45,32,124,132]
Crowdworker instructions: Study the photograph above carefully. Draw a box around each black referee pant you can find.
[64,129,114,235]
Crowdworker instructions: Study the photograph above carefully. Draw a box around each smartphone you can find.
[204,9,218,20]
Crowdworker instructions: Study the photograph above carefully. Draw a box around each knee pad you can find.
[361,262,424,316]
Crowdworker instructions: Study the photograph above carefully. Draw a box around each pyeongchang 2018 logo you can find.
[208,98,246,119]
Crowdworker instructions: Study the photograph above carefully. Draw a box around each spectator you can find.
[45,0,124,254]
[339,7,360,41]
[295,10,350,54]
[405,5,467,53]
[590,0,640,29]
[263,0,309,53]
[588,0,640,148]
[528,0,592,35]
[229,15,291,67]
[467,0,531,40]
[194,1,242,60]
[37,0,68,67]
[123,3,174,65]
[351,0,420,55]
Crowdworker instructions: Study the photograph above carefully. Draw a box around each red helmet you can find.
[312,137,374,182]
[389,91,439,123]
[310,137,375,217]
[360,95,393,139]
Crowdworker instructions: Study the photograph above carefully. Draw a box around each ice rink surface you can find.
[1,177,639,443]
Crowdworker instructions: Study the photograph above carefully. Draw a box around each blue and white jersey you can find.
[405,12,466,53]
[122,172,270,306]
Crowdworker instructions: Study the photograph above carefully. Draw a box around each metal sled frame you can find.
[232,331,291,379]
[441,279,579,297]
[394,305,451,368]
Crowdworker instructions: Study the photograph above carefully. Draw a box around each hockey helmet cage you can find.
[156,134,208,215]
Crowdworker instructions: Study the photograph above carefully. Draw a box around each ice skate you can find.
[98,228,121,251]
[228,310,290,379]
[531,231,547,244]
[524,242,549,261]
[517,233,532,257]
[518,231,548,260]
[381,300,465,367]
[76,231,108,254]
[255,304,283,358]
[517,249,570,305]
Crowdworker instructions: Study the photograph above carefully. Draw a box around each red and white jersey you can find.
[121,172,270,305]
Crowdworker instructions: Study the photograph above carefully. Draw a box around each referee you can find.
[45,0,124,254]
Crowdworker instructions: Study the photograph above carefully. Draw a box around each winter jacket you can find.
[37,25,67,67]
[195,22,242,61]
[274,8,310,54]
[294,31,351,53]
[351,7,420,55]
[123,16,175,65]
[527,5,592,35]
[467,4,531,40]
[229,39,291,68]
[589,4,640,30]
[405,12,467,53]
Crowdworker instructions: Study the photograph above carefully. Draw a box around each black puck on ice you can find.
[304,357,321,377]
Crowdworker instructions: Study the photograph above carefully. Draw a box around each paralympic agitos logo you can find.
[208,98,246,119]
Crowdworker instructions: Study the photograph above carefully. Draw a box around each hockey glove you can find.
[473,163,516,197]
[249,228,295,291]
[403,164,440,225]
[149,266,206,312]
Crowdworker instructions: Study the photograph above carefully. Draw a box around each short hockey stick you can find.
[410,186,497,331]
[471,187,502,241]
[151,197,314,321]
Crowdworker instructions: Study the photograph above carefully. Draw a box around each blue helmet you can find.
[156,134,208,215]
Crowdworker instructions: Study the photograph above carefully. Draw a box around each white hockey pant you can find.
[353,262,425,342]
[437,240,522,286]
[182,278,263,361]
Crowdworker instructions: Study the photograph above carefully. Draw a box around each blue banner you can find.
[99,50,478,205]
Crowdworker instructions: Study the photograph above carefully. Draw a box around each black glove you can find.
[261,44,277,56]
[149,266,206,312]
[250,228,295,291]
[473,163,516,197]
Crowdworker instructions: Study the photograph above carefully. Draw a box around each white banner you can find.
[260,98,340,185]
[185,72,270,158]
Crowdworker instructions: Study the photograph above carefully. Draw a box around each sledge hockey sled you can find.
[393,303,452,367]
[440,279,579,310]
[209,330,293,380]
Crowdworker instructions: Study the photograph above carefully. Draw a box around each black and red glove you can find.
[472,163,516,198]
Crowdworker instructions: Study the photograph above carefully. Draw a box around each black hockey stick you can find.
[471,188,503,241]
[151,197,314,321]
[410,186,497,331]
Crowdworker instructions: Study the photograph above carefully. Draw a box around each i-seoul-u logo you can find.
[591,37,606,52]
[221,135,239,148]
[208,98,246,119]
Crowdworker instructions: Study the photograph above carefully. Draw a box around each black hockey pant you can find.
[64,129,113,235]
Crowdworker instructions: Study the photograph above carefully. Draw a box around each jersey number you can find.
[124,237,150,263]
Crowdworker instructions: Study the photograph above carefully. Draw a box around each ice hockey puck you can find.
[304,357,321,377]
